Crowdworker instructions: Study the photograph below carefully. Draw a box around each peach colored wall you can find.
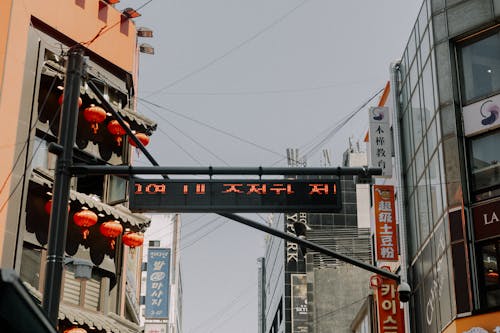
[0,0,13,93]
[0,0,138,267]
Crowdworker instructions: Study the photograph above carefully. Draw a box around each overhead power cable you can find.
[138,98,284,158]
[140,102,229,165]
[146,0,311,97]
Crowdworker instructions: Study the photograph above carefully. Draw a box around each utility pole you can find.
[43,48,85,326]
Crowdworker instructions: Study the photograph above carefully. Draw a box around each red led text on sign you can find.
[130,179,342,213]
[135,182,337,197]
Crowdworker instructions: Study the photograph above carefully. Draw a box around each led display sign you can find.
[129,179,341,213]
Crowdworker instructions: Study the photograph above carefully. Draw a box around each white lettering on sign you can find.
[285,212,309,263]
[483,212,500,225]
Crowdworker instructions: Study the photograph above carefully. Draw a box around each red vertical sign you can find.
[373,185,398,262]
[376,275,405,333]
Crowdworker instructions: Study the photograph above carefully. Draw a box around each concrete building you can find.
[389,0,500,331]
[258,147,373,333]
[0,1,157,332]
[141,214,183,333]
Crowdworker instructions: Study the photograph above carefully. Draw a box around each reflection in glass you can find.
[479,241,500,308]
[460,32,500,102]
[470,130,500,198]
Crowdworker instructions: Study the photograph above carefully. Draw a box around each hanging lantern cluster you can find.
[44,199,145,251]
[83,105,107,134]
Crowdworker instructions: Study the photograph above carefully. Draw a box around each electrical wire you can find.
[146,0,311,97]
[0,73,61,212]
[188,280,256,333]
[139,101,229,165]
[315,296,367,321]
[154,80,367,96]
[138,98,285,158]
[81,0,155,47]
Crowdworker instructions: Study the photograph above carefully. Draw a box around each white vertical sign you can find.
[369,106,392,177]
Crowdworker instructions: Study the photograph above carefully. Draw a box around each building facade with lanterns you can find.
[381,0,500,332]
[0,1,156,332]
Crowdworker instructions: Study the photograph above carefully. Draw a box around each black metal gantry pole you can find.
[42,48,85,326]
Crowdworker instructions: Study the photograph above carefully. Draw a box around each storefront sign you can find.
[375,271,405,333]
[472,199,500,241]
[373,185,398,262]
[286,212,309,263]
[145,248,171,319]
[130,179,341,213]
[369,107,392,177]
[463,95,500,136]
[291,274,308,333]
[144,323,167,333]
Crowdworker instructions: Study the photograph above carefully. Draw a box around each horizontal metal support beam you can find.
[218,213,401,282]
[70,165,382,177]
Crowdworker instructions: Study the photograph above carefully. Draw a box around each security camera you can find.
[398,282,411,303]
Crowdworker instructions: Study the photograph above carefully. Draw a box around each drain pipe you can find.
[390,60,412,332]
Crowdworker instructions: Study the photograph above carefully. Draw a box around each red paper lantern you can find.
[100,220,123,249]
[64,328,87,333]
[128,132,150,147]
[44,199,70,215]
[107,120,129,146]
[73,209,98,240]
[58,94,83,108]
[83,105,107,134]
[122,232,144,249]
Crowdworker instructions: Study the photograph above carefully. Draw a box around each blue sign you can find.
[145,248,171,319]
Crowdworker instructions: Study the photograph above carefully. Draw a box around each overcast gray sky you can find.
[118,1,422,332]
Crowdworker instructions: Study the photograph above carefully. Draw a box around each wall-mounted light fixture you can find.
[122,7,141,19]
[137,27,153,38]
[139,43,155,55]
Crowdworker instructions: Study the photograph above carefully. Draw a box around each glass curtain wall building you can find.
[393,0,500,331]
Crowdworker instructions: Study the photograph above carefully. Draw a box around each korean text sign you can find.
[145,248,170,319]
[373,185,398,262]
[130,179,341,213]
[376,274,405,333]
[369,106,392,177]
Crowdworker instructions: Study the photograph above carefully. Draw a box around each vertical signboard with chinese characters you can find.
[369,106,392,177]
[375,272,405,333]
[373,185,398,262]
[291,274,308,333]
[145,248,171,319]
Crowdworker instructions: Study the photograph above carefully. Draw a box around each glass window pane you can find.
[429,151,444,221]
[417,178,430,242]
[106,175,127,204]
[470,130,500,195]
[32,137,48,169]
[460,32,500,102]
[412,89,424,147]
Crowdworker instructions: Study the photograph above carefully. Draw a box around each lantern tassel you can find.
[91,123,99,134]
[82,229,90,240]
[110,239,115,250]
